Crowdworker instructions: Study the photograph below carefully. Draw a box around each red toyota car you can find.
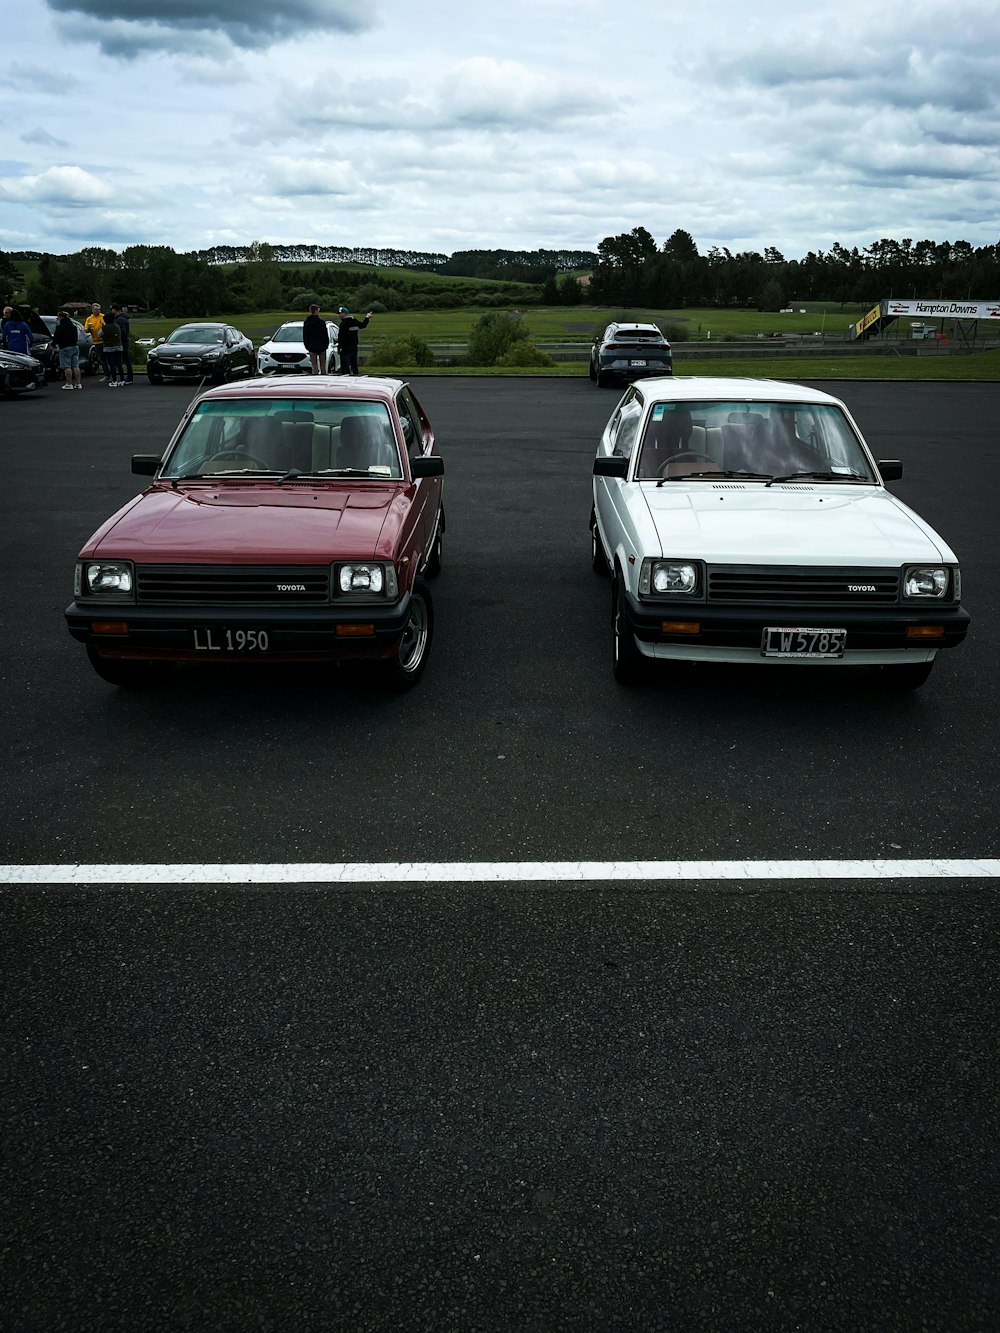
[65,376,445,689]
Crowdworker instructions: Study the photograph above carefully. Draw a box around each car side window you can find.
[611,391,643,459]
[396,389,424,460]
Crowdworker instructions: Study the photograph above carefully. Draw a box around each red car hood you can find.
[87,482,405,563]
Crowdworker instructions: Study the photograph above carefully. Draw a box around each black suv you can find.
[589,322,672,387]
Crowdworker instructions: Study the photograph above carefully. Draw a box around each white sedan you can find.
[591,377,970,690]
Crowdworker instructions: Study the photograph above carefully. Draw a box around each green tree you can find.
[558,275,582,305]
[466,312,532,366]
[245,240,283,310]
[27,255,63,311]
[0,250,24,305]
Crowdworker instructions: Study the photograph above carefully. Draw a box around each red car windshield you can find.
[161,399,403,479]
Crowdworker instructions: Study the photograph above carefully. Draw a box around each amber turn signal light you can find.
[90,621,129,635]
[660,621,701,635]
[336,624,375,637]
[906,625,945,639]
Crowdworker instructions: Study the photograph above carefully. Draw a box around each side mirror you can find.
[131,455,161,476]
[877,459,903,481]
[411,455,444,478]
[593,455,628,478]
[157,336,165,344]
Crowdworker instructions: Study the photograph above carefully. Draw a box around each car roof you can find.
[631,375,846,406]
[609,322,661,333]
[197,375,407,404]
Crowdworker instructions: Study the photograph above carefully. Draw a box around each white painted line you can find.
[0,859,998,885]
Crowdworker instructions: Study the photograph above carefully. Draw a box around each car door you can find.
[396,386,440,572]
[594,388,643,571]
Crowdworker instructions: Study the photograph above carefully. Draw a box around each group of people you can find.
[2,298,372,390]
[0,300,134,390]
[81,302,133,388]
[302,304,373,376]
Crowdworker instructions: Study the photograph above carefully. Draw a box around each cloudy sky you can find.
[2,0,998,261]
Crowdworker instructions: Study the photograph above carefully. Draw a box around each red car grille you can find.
[136,565,331,605]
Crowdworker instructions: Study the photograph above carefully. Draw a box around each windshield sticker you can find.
[652,405,665,420]
[370,465,392,475]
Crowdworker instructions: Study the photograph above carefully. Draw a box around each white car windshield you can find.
[635,400,874,481]
[161,399,403,479]
[271,325,306,344]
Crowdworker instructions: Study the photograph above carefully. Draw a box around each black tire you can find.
[147,366,164,384]
[869,659,935,691]
[591,511,609,574]
[381,579,433,690]
[612,572,646,684]
[588,359,597,382]
[596,368,613,389]
[86,645,175,688]
[425,508,444,577]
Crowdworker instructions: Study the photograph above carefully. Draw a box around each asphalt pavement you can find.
[1,375,998,1331]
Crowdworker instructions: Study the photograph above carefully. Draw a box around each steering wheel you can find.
[658,451,720,477]
[206,450,269,468]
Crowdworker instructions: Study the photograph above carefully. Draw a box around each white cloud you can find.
[1,0,997,257]
[0,166,114,207]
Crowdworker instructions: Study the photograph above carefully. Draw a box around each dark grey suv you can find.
[589,322,672,387]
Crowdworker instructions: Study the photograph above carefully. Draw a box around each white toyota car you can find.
[591,377,970,690]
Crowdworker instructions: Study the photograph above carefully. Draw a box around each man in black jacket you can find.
[336,305,372,376]
[302,303,331,375]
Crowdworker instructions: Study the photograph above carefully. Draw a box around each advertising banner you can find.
[884,299,1000,321]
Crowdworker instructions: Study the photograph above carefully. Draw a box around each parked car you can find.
[591,376,969,690]
[258,320,339,375]
[0,347,47,396]
[145,322,256,384]
[65,375,445,689]
[589,322,672,387]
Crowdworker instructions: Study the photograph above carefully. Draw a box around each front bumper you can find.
[259,354,311,374]
[65,597,415,664]
[622,592,970,665]
[1,365,46,392]
[147,358,224,380]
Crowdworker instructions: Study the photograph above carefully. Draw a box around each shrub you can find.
[496,342,553,368]
[663,323,689,342]
[367,334,435,368]
[466,311,531,366]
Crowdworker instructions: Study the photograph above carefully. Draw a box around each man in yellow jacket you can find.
[84,302,105,377]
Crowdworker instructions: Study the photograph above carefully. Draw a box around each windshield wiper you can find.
[766,470,867,486]
[656,469,772,486]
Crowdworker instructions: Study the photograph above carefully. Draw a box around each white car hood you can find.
[640,484,950,564]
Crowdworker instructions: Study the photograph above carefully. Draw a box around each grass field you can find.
[80,303,1000,382]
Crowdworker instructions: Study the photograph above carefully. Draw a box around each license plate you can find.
[630,359,647,366]
[761,627,846,658]
[193,628,270,653]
